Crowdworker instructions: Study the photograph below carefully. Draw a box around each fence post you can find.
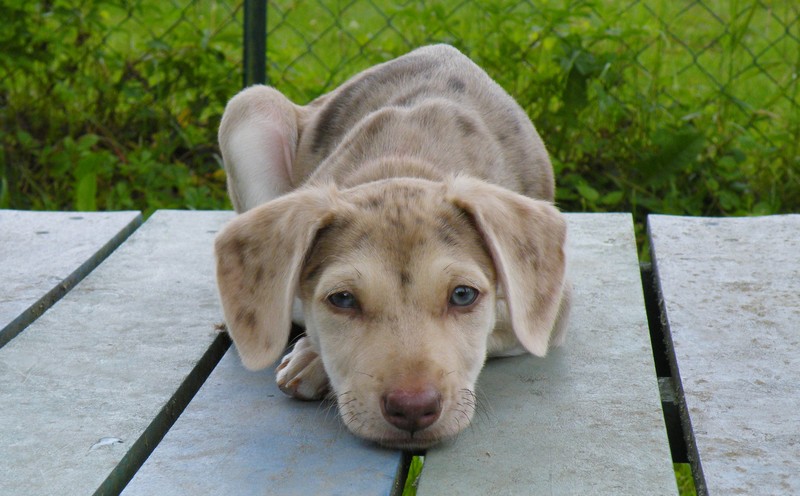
[243,0,267,87]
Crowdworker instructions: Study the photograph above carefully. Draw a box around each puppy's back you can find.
[294,45,554,200]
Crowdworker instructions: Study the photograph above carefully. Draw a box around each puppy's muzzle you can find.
[381,386,443,434]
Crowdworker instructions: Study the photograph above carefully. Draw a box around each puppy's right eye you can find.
[449,285,479,307]
[327,291,358,309]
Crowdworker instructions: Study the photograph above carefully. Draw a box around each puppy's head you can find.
[215,176,567,448]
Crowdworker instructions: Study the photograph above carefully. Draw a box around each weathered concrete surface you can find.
[0,210,141,347]
[0,210,232,495]
[418,214,677,495]
[123,350,404,496]
[649,215,800,496]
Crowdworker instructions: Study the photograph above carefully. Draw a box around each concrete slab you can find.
[417,214,677,495]
[649,215,800,495]
[0,210,141,347]
[123,350,404,496]
[0,210,232,496]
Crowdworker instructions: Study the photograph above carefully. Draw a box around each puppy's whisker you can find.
[458,388,488,424]
[336,390,354,401]
[323,400,340,419]
[471,386,495,422]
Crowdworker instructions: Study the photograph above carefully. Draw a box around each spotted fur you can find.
[214,45,570,448]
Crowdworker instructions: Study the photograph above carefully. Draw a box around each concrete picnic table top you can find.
[5,209,797,494]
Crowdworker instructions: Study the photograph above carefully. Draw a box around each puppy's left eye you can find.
[328,291,358,309]
[449,286,479,307]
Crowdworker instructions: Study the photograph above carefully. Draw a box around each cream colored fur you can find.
[215,45,570,449]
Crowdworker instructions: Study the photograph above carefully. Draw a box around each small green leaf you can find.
[600,190,624,205]
[576,182,600,202]
[75,173,97,211]
[718,190,740,212]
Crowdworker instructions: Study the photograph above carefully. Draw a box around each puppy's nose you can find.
[381,387,442,433]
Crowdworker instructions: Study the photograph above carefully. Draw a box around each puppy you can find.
[214,45,570,449]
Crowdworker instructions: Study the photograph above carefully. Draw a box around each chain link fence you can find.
[1,0,798,217]
[266,1,799,135]
[263,0,799,215]
[1,0,244,211]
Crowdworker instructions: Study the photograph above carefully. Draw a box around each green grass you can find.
[675,463,697,496]
[402,455,424,496]
[263,0,799,231]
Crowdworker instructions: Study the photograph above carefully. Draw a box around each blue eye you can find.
[449,286,479,307]
[328,291,358,309]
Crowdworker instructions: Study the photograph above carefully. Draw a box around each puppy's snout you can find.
[381,387,442,433]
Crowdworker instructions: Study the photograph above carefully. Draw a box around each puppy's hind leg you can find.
[218,86,300,212]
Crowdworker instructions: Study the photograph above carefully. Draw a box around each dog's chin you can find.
[369,431,453,451]
[347,419,466,450]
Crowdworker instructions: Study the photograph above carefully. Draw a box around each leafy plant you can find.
[1,0,239,214]
[2,0,797,227]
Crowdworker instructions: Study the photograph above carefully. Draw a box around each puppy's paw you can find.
[276,337,329,400]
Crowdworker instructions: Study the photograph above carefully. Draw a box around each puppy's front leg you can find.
[276,336,329,400]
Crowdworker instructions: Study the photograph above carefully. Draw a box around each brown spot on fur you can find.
[448,77,466,93]
[310,54,437,155]
[218,264,233,278]
[355,195,384,210]
[513,235,541,270]
[391,87,430,107]
[353,229,372,249]
[253,266,264,284]
[456,115,477,137]
[230,237,248,268]
[437,223,459,247]
[434,208,472,247]
[330,217,354,233]
[236,308,257,329]
[400,270,412,287]
[311,83,359,155]
[304,262,323,282]
[359,111,392,143]
[393,184,422,201]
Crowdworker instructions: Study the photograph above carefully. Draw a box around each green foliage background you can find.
[2,0,798,232]
[1,0,239,213]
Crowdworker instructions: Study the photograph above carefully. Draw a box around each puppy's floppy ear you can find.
[447,176,568,356]
[215,186,336,370]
